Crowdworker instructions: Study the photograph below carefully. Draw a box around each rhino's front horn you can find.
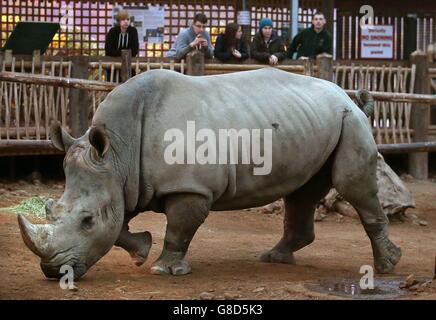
[18,214,55,259]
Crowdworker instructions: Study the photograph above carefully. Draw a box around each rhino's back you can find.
[94,69,364,210]
[130,69,357,209]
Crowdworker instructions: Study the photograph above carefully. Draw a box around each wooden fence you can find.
[0,54,71,140]
[0,52,188,139]
[87,54,186,116]
[334,62,416,144]
[428,45,436,141]
[1,49,435,178]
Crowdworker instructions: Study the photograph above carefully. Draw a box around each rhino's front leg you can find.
[115,221,152,266]
[150,193,210,276]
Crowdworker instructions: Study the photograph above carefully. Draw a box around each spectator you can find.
[214,22,248,62]
[105,10,139,58]
[166,13,214,60]
[288,11,332,59]
[250,17,286,65]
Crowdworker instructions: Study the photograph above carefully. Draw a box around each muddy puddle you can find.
[305,277,431,299]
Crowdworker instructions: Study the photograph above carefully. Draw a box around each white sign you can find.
[360,25,394,59]
[113,5,165,44]
[237,11,251,26]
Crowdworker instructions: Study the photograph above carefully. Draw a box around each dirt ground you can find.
[0,178,435,300]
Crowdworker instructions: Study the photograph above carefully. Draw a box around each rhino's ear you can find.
[89,125,110,158]
[50,120,75,152]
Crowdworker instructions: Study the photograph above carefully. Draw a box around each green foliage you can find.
[1,197,47,220]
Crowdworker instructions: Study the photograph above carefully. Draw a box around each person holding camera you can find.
[166,13,214,60]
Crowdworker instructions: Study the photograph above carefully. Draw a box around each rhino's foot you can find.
[259,249,296,264]
[373,237,402,274]
[128,231,152,267]
[150,259,191,275]
[150,251,191,275]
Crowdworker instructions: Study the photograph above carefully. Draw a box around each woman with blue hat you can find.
[250,17,286,65]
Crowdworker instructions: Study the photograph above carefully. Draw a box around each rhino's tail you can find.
[355,89,374,117]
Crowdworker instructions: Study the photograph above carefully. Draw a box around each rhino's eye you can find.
[81,216,94,230]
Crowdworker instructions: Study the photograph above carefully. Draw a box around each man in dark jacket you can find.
[288,11,332,59]
[250,18,286,65]
[105,10,139,57]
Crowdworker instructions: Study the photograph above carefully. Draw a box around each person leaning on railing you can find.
[166,13,214,60]
[288,11,332,59]
[104,10,139,81]
[214,22,249,62]
[250,18,286,65]
[105,10,139,58]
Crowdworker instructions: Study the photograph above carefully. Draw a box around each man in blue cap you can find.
[250,17,286,65]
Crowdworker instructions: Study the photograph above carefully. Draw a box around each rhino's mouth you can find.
[40,260,88,280]
[40,247,89,280]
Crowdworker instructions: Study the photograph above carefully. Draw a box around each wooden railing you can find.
[0,53,188,139]
[429,54,436,144]
[0,54,71,140]
[334,62,416,145]
[87,54,186,117]
[1,49,435,178]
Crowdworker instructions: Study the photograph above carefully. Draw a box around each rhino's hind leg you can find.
[332,113,401,273]
[150,193,210,276]
[115,221,152,267]
[260,166,331,264]
[334,170,402,273]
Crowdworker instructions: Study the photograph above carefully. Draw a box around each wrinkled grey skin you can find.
[18,68,401,279]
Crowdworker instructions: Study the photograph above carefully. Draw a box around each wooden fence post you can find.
[236,1,251,55]
[186,51,204,76]
[301,57,313,77]
[120,49,132,82]
[69,56,90,138]
[32,50,42,182]
[408,51,430,179]
[32,49,41,69]
[316,53,333,81]
[4,49,12,66]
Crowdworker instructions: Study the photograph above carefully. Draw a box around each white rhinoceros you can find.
[18,68,401,279]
